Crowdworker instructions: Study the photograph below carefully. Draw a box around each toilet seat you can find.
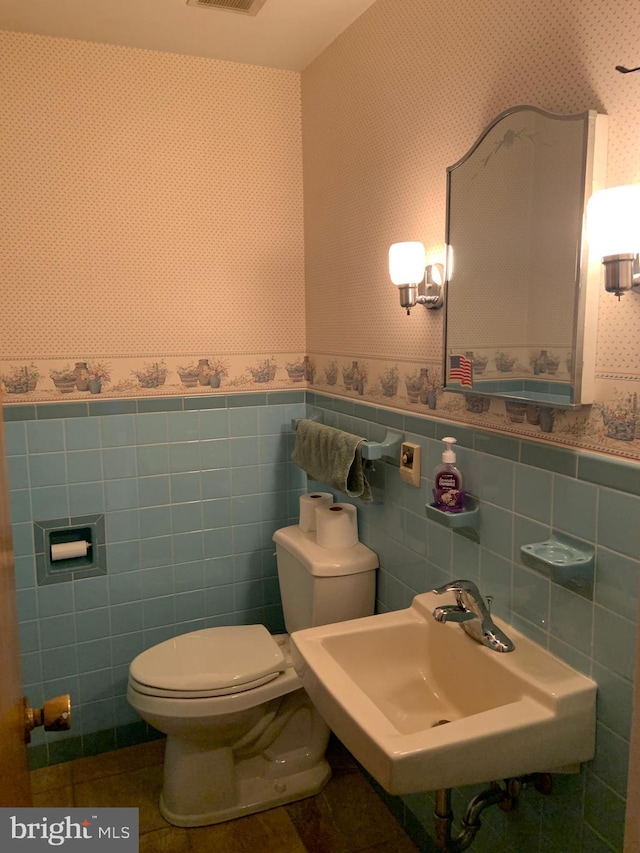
[129,625,286,699]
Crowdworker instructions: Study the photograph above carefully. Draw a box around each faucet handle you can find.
[432,579,481,598]
[433,603,477,623]
[431,581,515,653]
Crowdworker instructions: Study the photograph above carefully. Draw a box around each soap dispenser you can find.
[433,437,465,512]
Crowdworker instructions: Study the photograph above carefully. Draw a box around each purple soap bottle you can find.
[433,437,465,512]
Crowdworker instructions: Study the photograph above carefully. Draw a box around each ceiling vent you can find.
[186,0,268,15]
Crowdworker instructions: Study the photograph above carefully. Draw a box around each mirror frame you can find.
[442,105,607,410]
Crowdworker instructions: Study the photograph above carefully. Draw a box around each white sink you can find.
[290,591,596,794]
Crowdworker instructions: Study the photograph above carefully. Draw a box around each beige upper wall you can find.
[4,1,640,417]
[0,30,305,363]
[302,0,640,367]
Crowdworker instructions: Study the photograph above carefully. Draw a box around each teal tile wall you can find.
[6,391,305,765]
[307,392,639,853]
[6,388,638,851]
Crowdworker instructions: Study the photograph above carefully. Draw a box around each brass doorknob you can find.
[24,695,71,743]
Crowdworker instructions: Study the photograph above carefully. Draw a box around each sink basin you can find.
[290,591,596,794]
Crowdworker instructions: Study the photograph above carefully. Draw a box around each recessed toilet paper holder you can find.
[49,527,93,564]
[34,513,107,585]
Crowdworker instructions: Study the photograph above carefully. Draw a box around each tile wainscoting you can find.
[6,391,305,765]
[307,392,638,853]
[5,389,638,851]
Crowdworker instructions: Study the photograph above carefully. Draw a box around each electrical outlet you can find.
[399,441,421,487]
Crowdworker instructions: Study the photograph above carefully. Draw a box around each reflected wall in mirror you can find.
[443,106,607,409]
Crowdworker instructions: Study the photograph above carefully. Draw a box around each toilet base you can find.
[156,686,332,827]
[159,758,331,827]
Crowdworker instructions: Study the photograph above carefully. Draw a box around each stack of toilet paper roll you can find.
[299,492,333,532]
[298,492,359,549]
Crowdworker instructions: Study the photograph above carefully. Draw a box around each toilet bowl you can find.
[128,626,330,826]
[127,521,378,827]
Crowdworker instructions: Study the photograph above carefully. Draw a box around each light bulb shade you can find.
[587,185,640,258]
[389,241,426,285]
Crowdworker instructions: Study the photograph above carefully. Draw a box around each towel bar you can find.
[291,411,323,431]
[361,429,404,460]
[292,416,403,461]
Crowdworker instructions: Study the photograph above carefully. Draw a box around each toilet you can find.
[127,523,378,827]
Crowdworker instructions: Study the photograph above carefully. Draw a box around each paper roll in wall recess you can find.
[50,541,90,561]
[299,492,334,532]
[315,503,359,549]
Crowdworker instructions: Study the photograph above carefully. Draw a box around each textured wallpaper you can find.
[4,4,640,460]
[302,0,640,460]
[0,30,306,398]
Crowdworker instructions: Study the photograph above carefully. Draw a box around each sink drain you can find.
[431,719,451,727]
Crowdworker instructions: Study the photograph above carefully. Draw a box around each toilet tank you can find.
[273,525,378,634]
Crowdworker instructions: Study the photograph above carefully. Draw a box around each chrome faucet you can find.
[431,579,515,653]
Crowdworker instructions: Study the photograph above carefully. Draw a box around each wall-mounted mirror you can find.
[443,105,607,409]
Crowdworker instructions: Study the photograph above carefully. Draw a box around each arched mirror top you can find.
[443,105,607,409]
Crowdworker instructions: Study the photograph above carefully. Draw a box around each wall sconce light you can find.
[389,241,444,314]
[587,185,640,299]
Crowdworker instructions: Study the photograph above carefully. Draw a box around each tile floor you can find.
[30,737,421,853]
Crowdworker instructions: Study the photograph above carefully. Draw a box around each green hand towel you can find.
[291,420,372,503]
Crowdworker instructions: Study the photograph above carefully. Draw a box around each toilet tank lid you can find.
[129,625,285,692]
[272,525,379,577]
